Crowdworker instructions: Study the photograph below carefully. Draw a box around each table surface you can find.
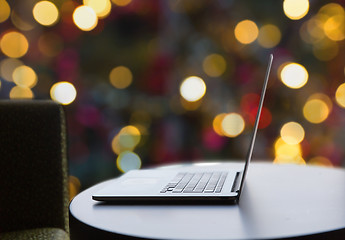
[69,162,345,240]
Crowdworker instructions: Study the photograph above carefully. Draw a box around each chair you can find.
[0,100,70,240]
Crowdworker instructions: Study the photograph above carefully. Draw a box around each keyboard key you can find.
[161,171,228,194]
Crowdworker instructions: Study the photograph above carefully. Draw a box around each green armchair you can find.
[0,100,70,240]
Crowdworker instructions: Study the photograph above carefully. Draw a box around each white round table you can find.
[69,162,345,239]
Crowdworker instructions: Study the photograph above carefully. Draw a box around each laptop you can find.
[92,54,273,204]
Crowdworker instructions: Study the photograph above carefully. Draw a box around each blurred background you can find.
[0,0,344,198]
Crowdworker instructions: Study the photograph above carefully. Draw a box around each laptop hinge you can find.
[231,171,242,192]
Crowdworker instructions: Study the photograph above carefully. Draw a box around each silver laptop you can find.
[92,54,273,204]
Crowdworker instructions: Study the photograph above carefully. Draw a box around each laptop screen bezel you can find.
[237,54,273,198]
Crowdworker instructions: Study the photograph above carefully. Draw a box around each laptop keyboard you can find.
[160,172,228,193]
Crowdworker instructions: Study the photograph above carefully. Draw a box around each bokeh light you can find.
[0,0,10,23]
[116,151,141,173]
[33,1,59,26]
[280,122,305,145]
[84,0,112,18]
[221,113,245,138]
[324,15,345,41]
[283,0,309,20]
[308,156,333,167]
[50,82,77,105]
[9,86,34,99]
[0,31,29,58]
[274,137,305,165]
[109,66,133,89]
[280,63,308,89]
[300,16,325,44]
[12,65,37,88]
[69,176,81,200]
[274,155,306,165]
[202,54,226,77]
[313,39,339,61]
[0,58,23,82]
[335,83,345,108]
[10,10,35,31]
[111,0,132,7]
[234,20,259,44]
[38,32,64,57]
[73,5,98,31]
[319,3,345,41]
[213,113,227,136]
[303,98,330,123]
[258,24,281,48]
[180,76,206,102]
[112,125,141,155]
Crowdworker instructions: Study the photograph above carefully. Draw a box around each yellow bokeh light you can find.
[0,0,11,23]
[274,155,306,165]
[202,54,226,77]
[312,39,339,61]
[280,63,308,89]
[11,10,35,31]
[280,122,305,145]
[38,32,64,57]
[319,3,345,18]
[0,31,29,58]
[258,24,281,48]
[12,65,37,88]
[33,1,59,26]
[324,15,345,41]
[116,151,141,173]
[306,16,326,42]
[335,83,345,108]
[274,137,305,165]
[109,66,133,89]
[0,58,23,82]
[50,81,77,105]
[112,0,132,7]
[213,113,227,136]
[180,76,206,102]
[118,125,141,149]
[73,5,98,31]
[84,0,112,18]
[234,20,259,44]
[308,93,333,112]
[180,97,202,111]
[9,86,34,99]
[111,125,141,155]
[283,0,309,20]
[308,156,333,167]
[69,175,81,201]
[275,137,302,157]
[221,113,245,138]
[303,99,329,123]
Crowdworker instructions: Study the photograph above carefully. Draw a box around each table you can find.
[69,162,345,239]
